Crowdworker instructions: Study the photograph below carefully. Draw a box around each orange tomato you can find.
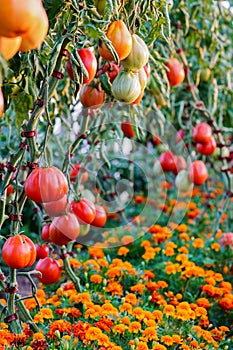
[0,35,21,60]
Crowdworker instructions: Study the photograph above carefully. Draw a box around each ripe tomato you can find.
[151,135,161,146]
[0,35,21,60]
[71,198,96,225]
[165,58,185,87]
[192,122,212,143]
[36,244,49,260]
[35,257,61,284]
[24,166,68,204]
[6,184,14,196]
[66,48,97,84]
[49,212,80,246]
[41,224,50,242]
[0,88,4,117]
[98,20,132,61]
[91,205,107,227]
[188,160,208,185]
[101,62,120,83]
[70,164,88,183]
[176,129,185,143]
[121,121,135,138]
[173,156,187,174]
[44,195,69,217]
[196,136,216,155]
[159,151,176,172]
[79,84,106,108]
[2,234,36,269]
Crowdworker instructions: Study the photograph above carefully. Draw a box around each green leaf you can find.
[99,73,112,95]
[13,92,33,130]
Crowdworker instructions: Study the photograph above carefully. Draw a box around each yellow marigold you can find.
[128,321,141,333]
[172,334,181,343]
[131,283,145,295]
[117,246,129,256]
[161,335,174,346]
[125,293,138,305]
[132,307,145,321]
[152,344,167,350]
[152,310,163,321]
[112,324,128,334]
[141,240,151,248]
[85,326,102,341]
[179,233,190,241]
[105,281,123,296]
[192,238,204,249]
[136,341,149,350]
[144,319,156,327]
[142,247,156,260]
[85,304,101,319]
[98,332,110,347]
[101,303,118,317]
[90,274,102,284]
[33,308,54,323]
[32,332,45,342]
[142,326,158,341]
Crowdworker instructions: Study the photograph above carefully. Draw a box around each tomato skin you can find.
[159,151,176,172]
[44,195,69,217]
[196,136,216,155]
[66,48,97,84]
[192,123,212,143]
[176,129,185,143]
[79,84,106,108]
[0,35,21,60]
[91,205,107,227]
[188,160,208,185]
[24,166,68,204]
[102,62,120,83]
[41,224,50,242]
[36,244,49,260]
[71,198,96,225]
[49,212,80,246]
[151,135,161,146]
[35,257,61,284]
[98,20,132,61]
[6,184,14,196]
[121,121,135,138]
[165,58,185,87]
[70,164,88,183]
[2,235,36,269]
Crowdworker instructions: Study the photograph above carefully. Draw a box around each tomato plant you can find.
[71,198,96,225]
[35,257,61,284]
[2,235,36,269]
[24,166,68,204]
[165,57,185,87]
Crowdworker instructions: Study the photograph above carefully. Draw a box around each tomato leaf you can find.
[13,92,33,130]
[99,73,112,95]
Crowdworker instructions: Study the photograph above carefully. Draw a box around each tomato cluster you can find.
[192,122,216,156]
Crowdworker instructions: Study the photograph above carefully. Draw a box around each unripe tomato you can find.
[188,160,208,185]
[159,151,176,172]
[91,205,107,227]
[49,212,80,246]
[35,257,61,284]
[175,170,193,193]
[196,136,216,155]
[36,244,49,260]
[71,198,96,225]
[165,58,185,87]
[192,122,212,143]
[101,62,120,83]
[176,129,185,143]
[98,20,132,61]
[111,70,141,103]
[24,166,68,204]
[0,88,4,117]
[121,120,135,138]
[2,235,36,269]
[79,84,106,108]
[66,48,97,84]
[121,34,149,71]
[79,224,90,237]
[70,164,88,183]
[44,195,69,217]
[0,35,22,60]
[41,224,50,242]
[200,68,211,82]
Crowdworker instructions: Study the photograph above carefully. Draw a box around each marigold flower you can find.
[119,302,132,313]
[136,341,149,350]
[192,238,204,249]
[47,320,72,339]
[131,283,145,295]
[125,293,138,305]
[163,305,175,316]
[105,281,123,296]
[117,246,129,256]
[89,247,105,259]
[85,326,102,341]
[196,298,211,309]
[142,326,158,341]
[90,274,103,284]
[128,321,141,333]
[161,335,174,346]
[152,344,167,350]
[112,324,128,334]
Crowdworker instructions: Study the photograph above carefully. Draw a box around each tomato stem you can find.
[61,247,82,292]
[6,268,22,334]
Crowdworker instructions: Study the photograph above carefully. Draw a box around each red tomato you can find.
[49,212,80,246]
[196,136,216,155]
[98,20,132,61]
[173,156,187,174]
[2,235,36,269]
[121,121,135,138]
[44,195,69,217]
[159,151,176,172]
[101,62,120,83]
[151,135,161,146]
[35,257,61,284]
[66,48,97,84]
[176,129,185,143]
[6,184,14,196]
[192,123,212,143]
[165,58,185,87]
[79,84,106,108]
[188,160,208,185]
[41,224,50,242]
[70,164,88,183]
[71,198,96,225]
[91,205,107,227]
[24,166,68,204]
[36,244,49,260]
